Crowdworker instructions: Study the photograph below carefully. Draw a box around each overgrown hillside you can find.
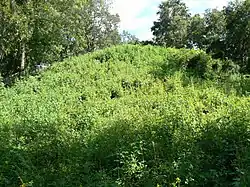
[0,45,249,187]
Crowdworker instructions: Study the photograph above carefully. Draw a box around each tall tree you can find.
[82,0,120,52]
[151,0,190,48]
[203,9,227,58]
[152,0,249,73]
[0,0,87,76]
[0,0,121,80]
[187,9,227,56]
[187,14,206,49]
[0,0,33,75]
[224,0,250,71]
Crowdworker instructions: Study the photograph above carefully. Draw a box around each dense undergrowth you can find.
[0,45,249,186]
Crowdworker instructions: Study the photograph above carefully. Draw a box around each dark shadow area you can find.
[0,111,249,186]
[193,117,250,186]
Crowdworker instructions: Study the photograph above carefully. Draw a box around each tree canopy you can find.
[0,0,121,81]
[151,0,190,48]
[152,0,250,73]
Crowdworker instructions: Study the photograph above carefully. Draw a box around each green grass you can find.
[0,45,249,186]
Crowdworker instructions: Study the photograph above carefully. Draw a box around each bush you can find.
[0,45,249,186]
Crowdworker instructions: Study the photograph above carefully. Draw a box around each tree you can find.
[187,14,206,49]
[224,0,250,72]
[0,0,88,77]
[203,8,227,58]
[82,0,121,52]
[151,0,190,48]
[0,0,121,80]
[151,0,249,72]
[120,30,139,44]
[0,0,33,76]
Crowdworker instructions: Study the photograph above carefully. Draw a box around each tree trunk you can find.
[10,0,15,13]
[21,42,25,71]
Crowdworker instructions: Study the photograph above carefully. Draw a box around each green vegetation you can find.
[0,0,121,79]
[152,0,250,73]
[0,45,249,186]
[0,0,249,186]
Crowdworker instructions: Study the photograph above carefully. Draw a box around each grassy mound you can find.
[0,45,249,186]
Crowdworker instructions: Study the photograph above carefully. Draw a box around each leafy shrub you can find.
[0,45,249,186]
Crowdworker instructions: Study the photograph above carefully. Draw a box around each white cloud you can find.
[111,0,230,41]
[110,0,161,40]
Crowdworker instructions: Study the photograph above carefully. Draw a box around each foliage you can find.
[151,0,190,48]
[0,0,121,79]
[0,45,249,186]
[82,0,121,52]
[120,30,139,44]
[152,0,250,73]
[224,0,250,72]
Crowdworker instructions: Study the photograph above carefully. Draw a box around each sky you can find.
[111,0,230,40]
